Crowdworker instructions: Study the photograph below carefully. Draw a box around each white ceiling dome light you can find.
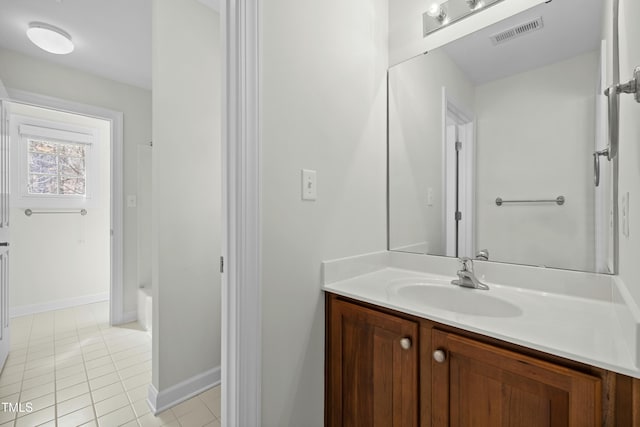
[26,22,74,55]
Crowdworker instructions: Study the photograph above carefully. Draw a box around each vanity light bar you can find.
[423,0,505,37]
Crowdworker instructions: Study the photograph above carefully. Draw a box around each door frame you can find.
[5,89,125,325]
[442,88,475,259]
[222,0,262,425]
[0,82,10,370]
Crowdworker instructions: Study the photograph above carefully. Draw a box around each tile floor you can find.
[0,302,221,427]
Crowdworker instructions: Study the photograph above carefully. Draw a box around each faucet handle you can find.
[476,249,489,261]
[459,257,473,271]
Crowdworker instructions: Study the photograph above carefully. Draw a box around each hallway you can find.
[0,303,221,426]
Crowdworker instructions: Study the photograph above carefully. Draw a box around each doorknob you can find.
[0,243,8,247]
[606,66,640,103]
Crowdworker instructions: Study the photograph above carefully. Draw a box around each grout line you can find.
[54,305,89,425]
[13,314,35,426]
[102,322,138,426]
[74,305,100,426]
[88,304,144,424]
[52,311,58,427]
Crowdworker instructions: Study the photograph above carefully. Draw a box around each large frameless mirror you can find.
[388,0,618,273]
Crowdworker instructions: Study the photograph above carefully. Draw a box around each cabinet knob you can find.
[433,349,446,363]
[400,337,412,350]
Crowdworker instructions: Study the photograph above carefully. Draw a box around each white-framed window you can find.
[11,115,100,209]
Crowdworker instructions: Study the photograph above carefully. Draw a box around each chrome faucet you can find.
[451,257,489,290]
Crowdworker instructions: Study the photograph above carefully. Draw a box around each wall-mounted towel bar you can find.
[25,209,87,216]
[495,196,565,206]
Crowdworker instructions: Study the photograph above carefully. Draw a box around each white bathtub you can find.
[137,287,152,333]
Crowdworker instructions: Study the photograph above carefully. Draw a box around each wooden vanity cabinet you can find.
[326,293,640,427]
[326,296,419,426]
[431,330,601,426]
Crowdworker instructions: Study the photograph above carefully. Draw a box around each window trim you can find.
[11,114,100,209]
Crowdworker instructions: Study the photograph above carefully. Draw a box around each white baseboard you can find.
[120,311,138,324]
[147,366,221,415]
[110,310,138,326]
[10,292,109,318]
[147,383,159,413]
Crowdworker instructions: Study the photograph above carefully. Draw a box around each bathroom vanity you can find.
[322,253,640,426]
[326,293,638,426]
[325,0,640,424]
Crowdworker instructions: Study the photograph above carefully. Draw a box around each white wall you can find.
[8,103,110,314]
[389,50,475,253]
[389,0,547,66]
[617,0,640,307]
[261,0,388,424]
[0,47,152,318]
[475,51,597,271]
[151,0,221,393]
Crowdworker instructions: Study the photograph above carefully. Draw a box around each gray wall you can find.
[475,51,597,271]
[261,0,388,424]
[151,0,221,391]
[617,0,640,308]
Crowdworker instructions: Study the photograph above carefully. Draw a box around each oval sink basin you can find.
[388,282,522,318]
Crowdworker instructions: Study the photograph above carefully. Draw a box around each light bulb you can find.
[426,3,443,18]
[426,2,447,23]
[466,0,485,10]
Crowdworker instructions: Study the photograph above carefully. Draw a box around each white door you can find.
[0,79,11,369]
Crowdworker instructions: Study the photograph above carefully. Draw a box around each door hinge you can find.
[220,256,224,274]
[455,141,462,151]
[455,211,462,221]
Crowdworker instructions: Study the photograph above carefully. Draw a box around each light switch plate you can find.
[301,169,317,201]
[127,195,137,208]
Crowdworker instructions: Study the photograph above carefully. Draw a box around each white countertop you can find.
[322,264,640,379]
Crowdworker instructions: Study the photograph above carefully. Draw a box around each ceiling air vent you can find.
[490,17,544,45]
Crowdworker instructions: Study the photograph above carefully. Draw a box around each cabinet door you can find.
[327,298,418,427]
[431,330,601,427]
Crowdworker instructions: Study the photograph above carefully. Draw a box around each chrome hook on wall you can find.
[604,66,640,161]
[606,67,640,102]
[593,148,609,187]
